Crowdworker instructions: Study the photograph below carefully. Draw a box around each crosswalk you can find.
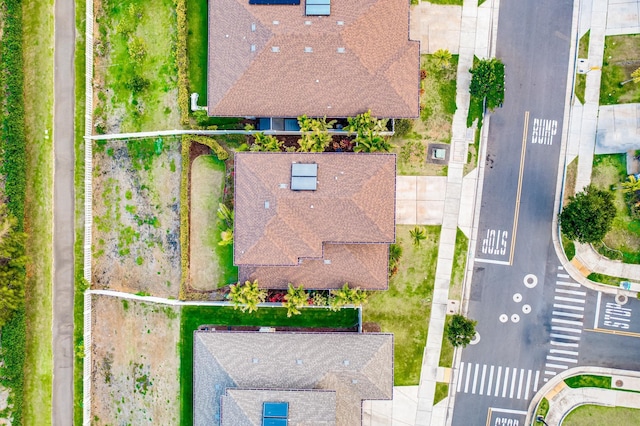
[543,266,584,382]
[456,362,541,400]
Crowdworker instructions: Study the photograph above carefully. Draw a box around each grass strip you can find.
[179,305,359,426]
[434,383,449,405]
[587,272,628,287]
[534,397,549,424]
[565,374,611,389]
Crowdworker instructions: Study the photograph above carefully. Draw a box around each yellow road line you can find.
[584,328,640,338]
[509,111,529,265]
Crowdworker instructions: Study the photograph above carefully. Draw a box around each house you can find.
[193,331,394,425]
[233,152,396,290]
[207,0,420,118]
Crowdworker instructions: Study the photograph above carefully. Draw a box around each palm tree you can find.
[388,243,403,277]
[217,203,234,228]
[329,283,367,311]
[621,67,640,86]
[228,280,267,313]
[218,229,233,246]
[283,283,308,317]
[621,175,640,193]
[432,49,452,70]
[409,226,427,246]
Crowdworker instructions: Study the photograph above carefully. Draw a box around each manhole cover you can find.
[616,379,624,387]
[616,294,628,305]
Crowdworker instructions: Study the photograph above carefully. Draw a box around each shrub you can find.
[176,0,190,125]
[179,138,190,300]
[183,135,229,161]
[394,119,413,138]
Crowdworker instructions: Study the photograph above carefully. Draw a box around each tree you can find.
[621,67,640,86]
[283,283,308,317]
[432,49,452,70]
[621,175,640,194]
[388,243,403,277]
[469,58,505,111]
[227,280,267,313]
[446,314,477,348]
[560,185,616,244]
[329,283,367,311]
[409,226,427,246]
[0,207,27,328]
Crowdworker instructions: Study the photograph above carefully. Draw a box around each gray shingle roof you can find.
[194,331,393,426]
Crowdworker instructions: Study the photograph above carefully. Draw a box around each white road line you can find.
[557,273,570,278]
[555,296,586,304]
[554,303,584,311]
[545,363,569,370]
[533,370,540,391]
[553,311,584,319]
[479,364,487,395]
[555,288,587,296]
[472,363,479,394]
[547,355,578,364]
[475,257,511,265]
[495,366,502,397]
[544,378,549,382]
[517,369,524,399]
[556,281,580,288]
[544,370,556,376]
[509,369,517,399]
[551,341,579,347]
[502,368,509,398]
[550,349,579,356]
[594,291,602,329]
[552,318,584,326]
[524,370,532,400]
[457,362,464,392]
[487,365,495,397]
[559,266,564,270]
[552,326,582,334]
[464,362,471,393]
[550,334,581,341]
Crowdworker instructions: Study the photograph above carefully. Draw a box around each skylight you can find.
[306,0,330,16]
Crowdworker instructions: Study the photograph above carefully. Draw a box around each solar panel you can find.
[250,0,299,4]
[306,0,330,15]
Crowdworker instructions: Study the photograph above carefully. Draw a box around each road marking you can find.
[544,370,556,376]
[554,296,586,304]
[551,341,579,347]
[509,369,517,399]
[550,333,581,340]
[472,363,479,394]
[531,117,558,145]
[555,288,587,296]
[517,369,524,399]
[465,362,471,393]
[547,355,578,363]
[533,370,540,391]
[475,257,511,265]
[556,281,581,288]
[557,273,570,278]
[554,303,584,311]
[481,228,509,256]
[524,370,532,400]
[550,349,579,356]
[509,111,530,265]
[487,365,495,397]
[480,364,487,395]
[553,311,583,319]
[552,326,582,334]
[552,318,584,326]
[584,328,640,338]
[558,266,564,270]
[594,292,602,328]
[457,362,465,392]
[545,363,569,370]
[494,366,502,397]
[502,367,509,398]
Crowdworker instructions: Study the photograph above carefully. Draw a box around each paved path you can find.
[52,0,76,423]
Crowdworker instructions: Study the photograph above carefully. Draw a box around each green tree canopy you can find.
[446,314,477,348]
[283,283,308,317]
[469,58,505,111]
[0,207,27,328]
[560,185,616,244]
[228,280,267,313]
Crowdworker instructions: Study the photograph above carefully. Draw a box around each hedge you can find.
[183,135,229,161]
[179,137,191,300]
[176,0,190,126]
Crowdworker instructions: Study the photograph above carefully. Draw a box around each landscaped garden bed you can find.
[93,0,182,133]
[363,225,441,385]
[92,137,182,297]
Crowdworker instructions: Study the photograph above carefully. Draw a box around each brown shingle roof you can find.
[234,153,396,269]
[239,243,390,290]
[207,0,420,118]
[194,331,393,426]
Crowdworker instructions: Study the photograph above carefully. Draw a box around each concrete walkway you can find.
[527,366,640,425]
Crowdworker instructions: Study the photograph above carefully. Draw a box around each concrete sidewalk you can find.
[527,366,640,425]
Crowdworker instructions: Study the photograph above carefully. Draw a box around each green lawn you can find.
[535,398,549,424]
[600,34,640,105]
[22,0,55,423]
[591,154,640,263]
[564,405,640,425]
[186,0,207,100]
[425,0,463,5]
[587,272,627,286]
[179,305,358,426]
[363,225,440,385]
[96,0,181,132]
[450,228,468,300]
[565,374,611,389]
[434,383,449,405]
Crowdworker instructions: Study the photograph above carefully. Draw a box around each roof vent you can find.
[296,359,303,365]
[304,47,313,53]
[337,47,345,53]
[352,379,358,384]
[324,259,331,265]
[279,183,288,189]
[337,20,344,25]
[251,23,256,31]
[291,163,318,191]
[273,20,280,25]
[343,360,350,366]
[251,44,256,52]
[264,201,270,209]
[305,20,312,25]
[271,46,280,53]
[252,358,259,364]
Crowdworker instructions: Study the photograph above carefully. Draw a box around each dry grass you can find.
[22,0,55,423]
[188,156,226,290]
[563,157,578,205]
[600,34,640,105]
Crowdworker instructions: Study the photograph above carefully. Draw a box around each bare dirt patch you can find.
[92,137,181,297]
[189,156,225,291]
[90,295,180,425]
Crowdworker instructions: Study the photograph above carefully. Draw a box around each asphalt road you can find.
[52,0,75,423]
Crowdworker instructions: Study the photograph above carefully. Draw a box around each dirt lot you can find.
[92,137,181,297]
[90,295,180,425]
